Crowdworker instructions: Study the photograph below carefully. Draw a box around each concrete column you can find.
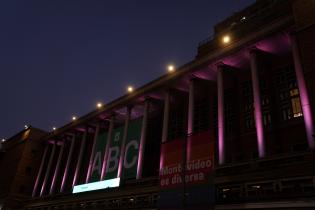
[291,34,315,149]
[60,134,75,193]
[100,114,115,180]
[217,65,225,165]
[250,49,266,158]
[40,142,56,196]
[32,144,49,197]
[188,79,195,135]
[72,129,88,187]
[50,140,65,194]
[161,91,170,143]
[117,106,132,178]
[86,123,101,183]
[136,99,150,179]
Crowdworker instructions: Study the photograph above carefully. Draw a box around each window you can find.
[25,166,32,175]
[274,65,303,121]
[242,81,255,130]
[194,97,210,133]
[168,106,186,140]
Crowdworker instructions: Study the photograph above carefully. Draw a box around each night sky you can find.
[0,0,254,139]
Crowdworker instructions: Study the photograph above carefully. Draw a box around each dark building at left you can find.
[0,127,47,210]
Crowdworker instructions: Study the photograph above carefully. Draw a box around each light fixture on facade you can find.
[52,127,56,131]
[1,138,5,143]
[97,102,103,108]
[222,35,231,44]
[72,116,77,121]
[24,125,29,129]
[127,86,134,93]
[167,65,175,73]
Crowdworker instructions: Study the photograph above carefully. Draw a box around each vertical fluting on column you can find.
[136,99,150,179]
[117,106,132,178]
[60,134,75,193]
[161,91,170,143]
[250,49,266,158]
[32,144,49,197]
[50,140,65,195]
[86,123,100,183]
[217,65,225,165]
[291,34,315,149]
[100,114,115,180]
[72,129,88,187]
[40,142,56,196]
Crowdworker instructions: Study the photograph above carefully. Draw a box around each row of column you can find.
[161,37,314,165]
[32,100,150,197]
[32,34,314,197]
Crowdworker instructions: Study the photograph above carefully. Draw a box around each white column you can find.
[136,99,150,179]
[60,134,75,193]
[32,144,48,197]
[161,91,170,143]
[117,106,132,178]
[86,123,100,183]
[291,34,315,149]
[40,142,56,196]
[250,49,266,158]
[217,65,225,165]
[100,114,115,180]
[50,140,65,194]
[72,129,88,187]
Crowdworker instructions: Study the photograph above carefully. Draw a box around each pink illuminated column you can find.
[117,106,132,178]
[100,114,115,180]
[72,129,88,187]
[291,34,315,149]
[49,140,65,195]
[250,49,266,158]
[40,142,56,196]
[60,134,75,193]
[32,144,48,197]
[217,65,225,165]
[136,99,150,179]
[188,79,195,135]
[86,123,100,183]
[161,91,170,143]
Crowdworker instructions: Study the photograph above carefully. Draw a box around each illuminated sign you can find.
[72,178,120,193]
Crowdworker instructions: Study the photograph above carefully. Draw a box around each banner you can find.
[124,118,142,179]
[158,130,215,210]
[159,130,214,188]
[90,132,108,182]
[104,126,124,180]
[104,117,143,180]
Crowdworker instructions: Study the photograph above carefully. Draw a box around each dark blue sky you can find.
[0,0,254,138]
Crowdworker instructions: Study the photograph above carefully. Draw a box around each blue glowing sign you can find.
[72,178,120,193]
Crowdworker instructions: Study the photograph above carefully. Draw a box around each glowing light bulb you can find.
[222,35,231,44]
[127,86,134,93]
[168,65,175,73]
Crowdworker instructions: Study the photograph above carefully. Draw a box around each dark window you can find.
[19,185,25,193]
[194,97,210,133]
[242,81,255,130]
[168,107,185,140]
[31,149,37,157]
[25,167,32,175]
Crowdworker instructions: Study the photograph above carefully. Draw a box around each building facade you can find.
[5,0,315,209]
[0,127,47,210]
